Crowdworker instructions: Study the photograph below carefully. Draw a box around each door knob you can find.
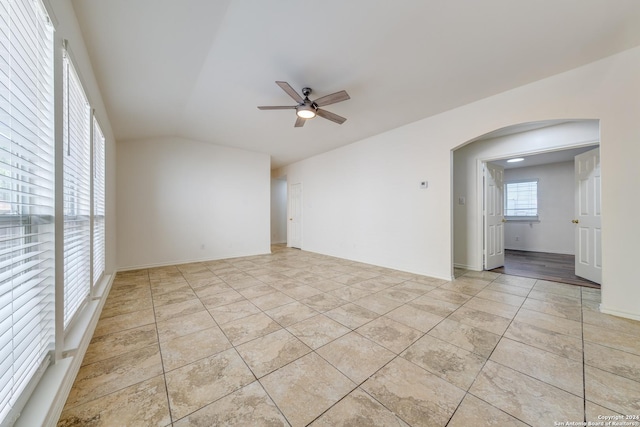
[289,218,293,221]
[501,218,506,223]
[571,219,579,224]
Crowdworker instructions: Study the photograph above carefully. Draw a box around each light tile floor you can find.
[58,245,640,426]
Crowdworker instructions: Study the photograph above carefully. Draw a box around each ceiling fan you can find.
[258,81,350,127]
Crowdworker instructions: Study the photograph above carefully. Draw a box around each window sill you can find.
[505,217,540,223]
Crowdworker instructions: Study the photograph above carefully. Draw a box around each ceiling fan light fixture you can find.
[296,105,316,119]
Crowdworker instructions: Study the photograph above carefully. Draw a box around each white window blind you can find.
[0,0,55,424]
[505,180,538,218]
[62,49,91,329]
[92,118,105,286]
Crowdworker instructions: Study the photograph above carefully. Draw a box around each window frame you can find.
[504,178,539,221]
[92,117,105,287]
[62,46,92,330]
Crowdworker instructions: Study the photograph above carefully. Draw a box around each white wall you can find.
[271,178,287,244]
[453,121,599,269]
[276,132,452,279]
[503,161,575,254]
[276,46,640,320]
[116,136,271,269]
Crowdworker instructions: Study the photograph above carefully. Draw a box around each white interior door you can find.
[288,182,302,249]
[484,162,505,270]
[574,148,602,284]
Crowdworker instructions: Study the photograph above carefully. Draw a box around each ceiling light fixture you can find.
[296,104,316,119]
[507,158,524,163]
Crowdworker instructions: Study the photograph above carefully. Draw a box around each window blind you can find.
[62,49,91,329]
[92,118,105,286]
[0,0,55,423]
[505,180,538,217]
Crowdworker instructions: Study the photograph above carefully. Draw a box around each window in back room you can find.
[504,179,538,220]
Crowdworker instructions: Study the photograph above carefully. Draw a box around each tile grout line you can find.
[453,273,590,423]
[62,271,166,414]
[445,272,536,427]
[193,260,293,425]
[463,273,597,425]
[310,272,496,426]
[317,272,520,426]
[228,270,429,425]
[183,262,268,422]
[581,286,587,424]
[167,262,276,424]
[148,267,176,425]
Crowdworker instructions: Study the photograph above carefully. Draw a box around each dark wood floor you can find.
[489,249,600,289]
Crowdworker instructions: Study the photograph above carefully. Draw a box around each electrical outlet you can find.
[420,181,428,189]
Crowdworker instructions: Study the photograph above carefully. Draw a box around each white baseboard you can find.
[453,263,482,271]
[303,248,454,282]
[599,304,640,322]
[117,249,272,272]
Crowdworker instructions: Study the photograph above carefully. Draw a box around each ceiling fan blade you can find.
[257,105,296,110]
[316,108,347,124]
[313,90,350,107]
[294,116,306,127]
[276,81,304,103]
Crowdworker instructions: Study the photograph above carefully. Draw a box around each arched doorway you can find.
[452,119,600,286]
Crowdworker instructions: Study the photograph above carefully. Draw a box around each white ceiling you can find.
[70,0,640,168]
[490,145,599,169]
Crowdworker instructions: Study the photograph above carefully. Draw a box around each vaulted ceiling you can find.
[71,0,640,168]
